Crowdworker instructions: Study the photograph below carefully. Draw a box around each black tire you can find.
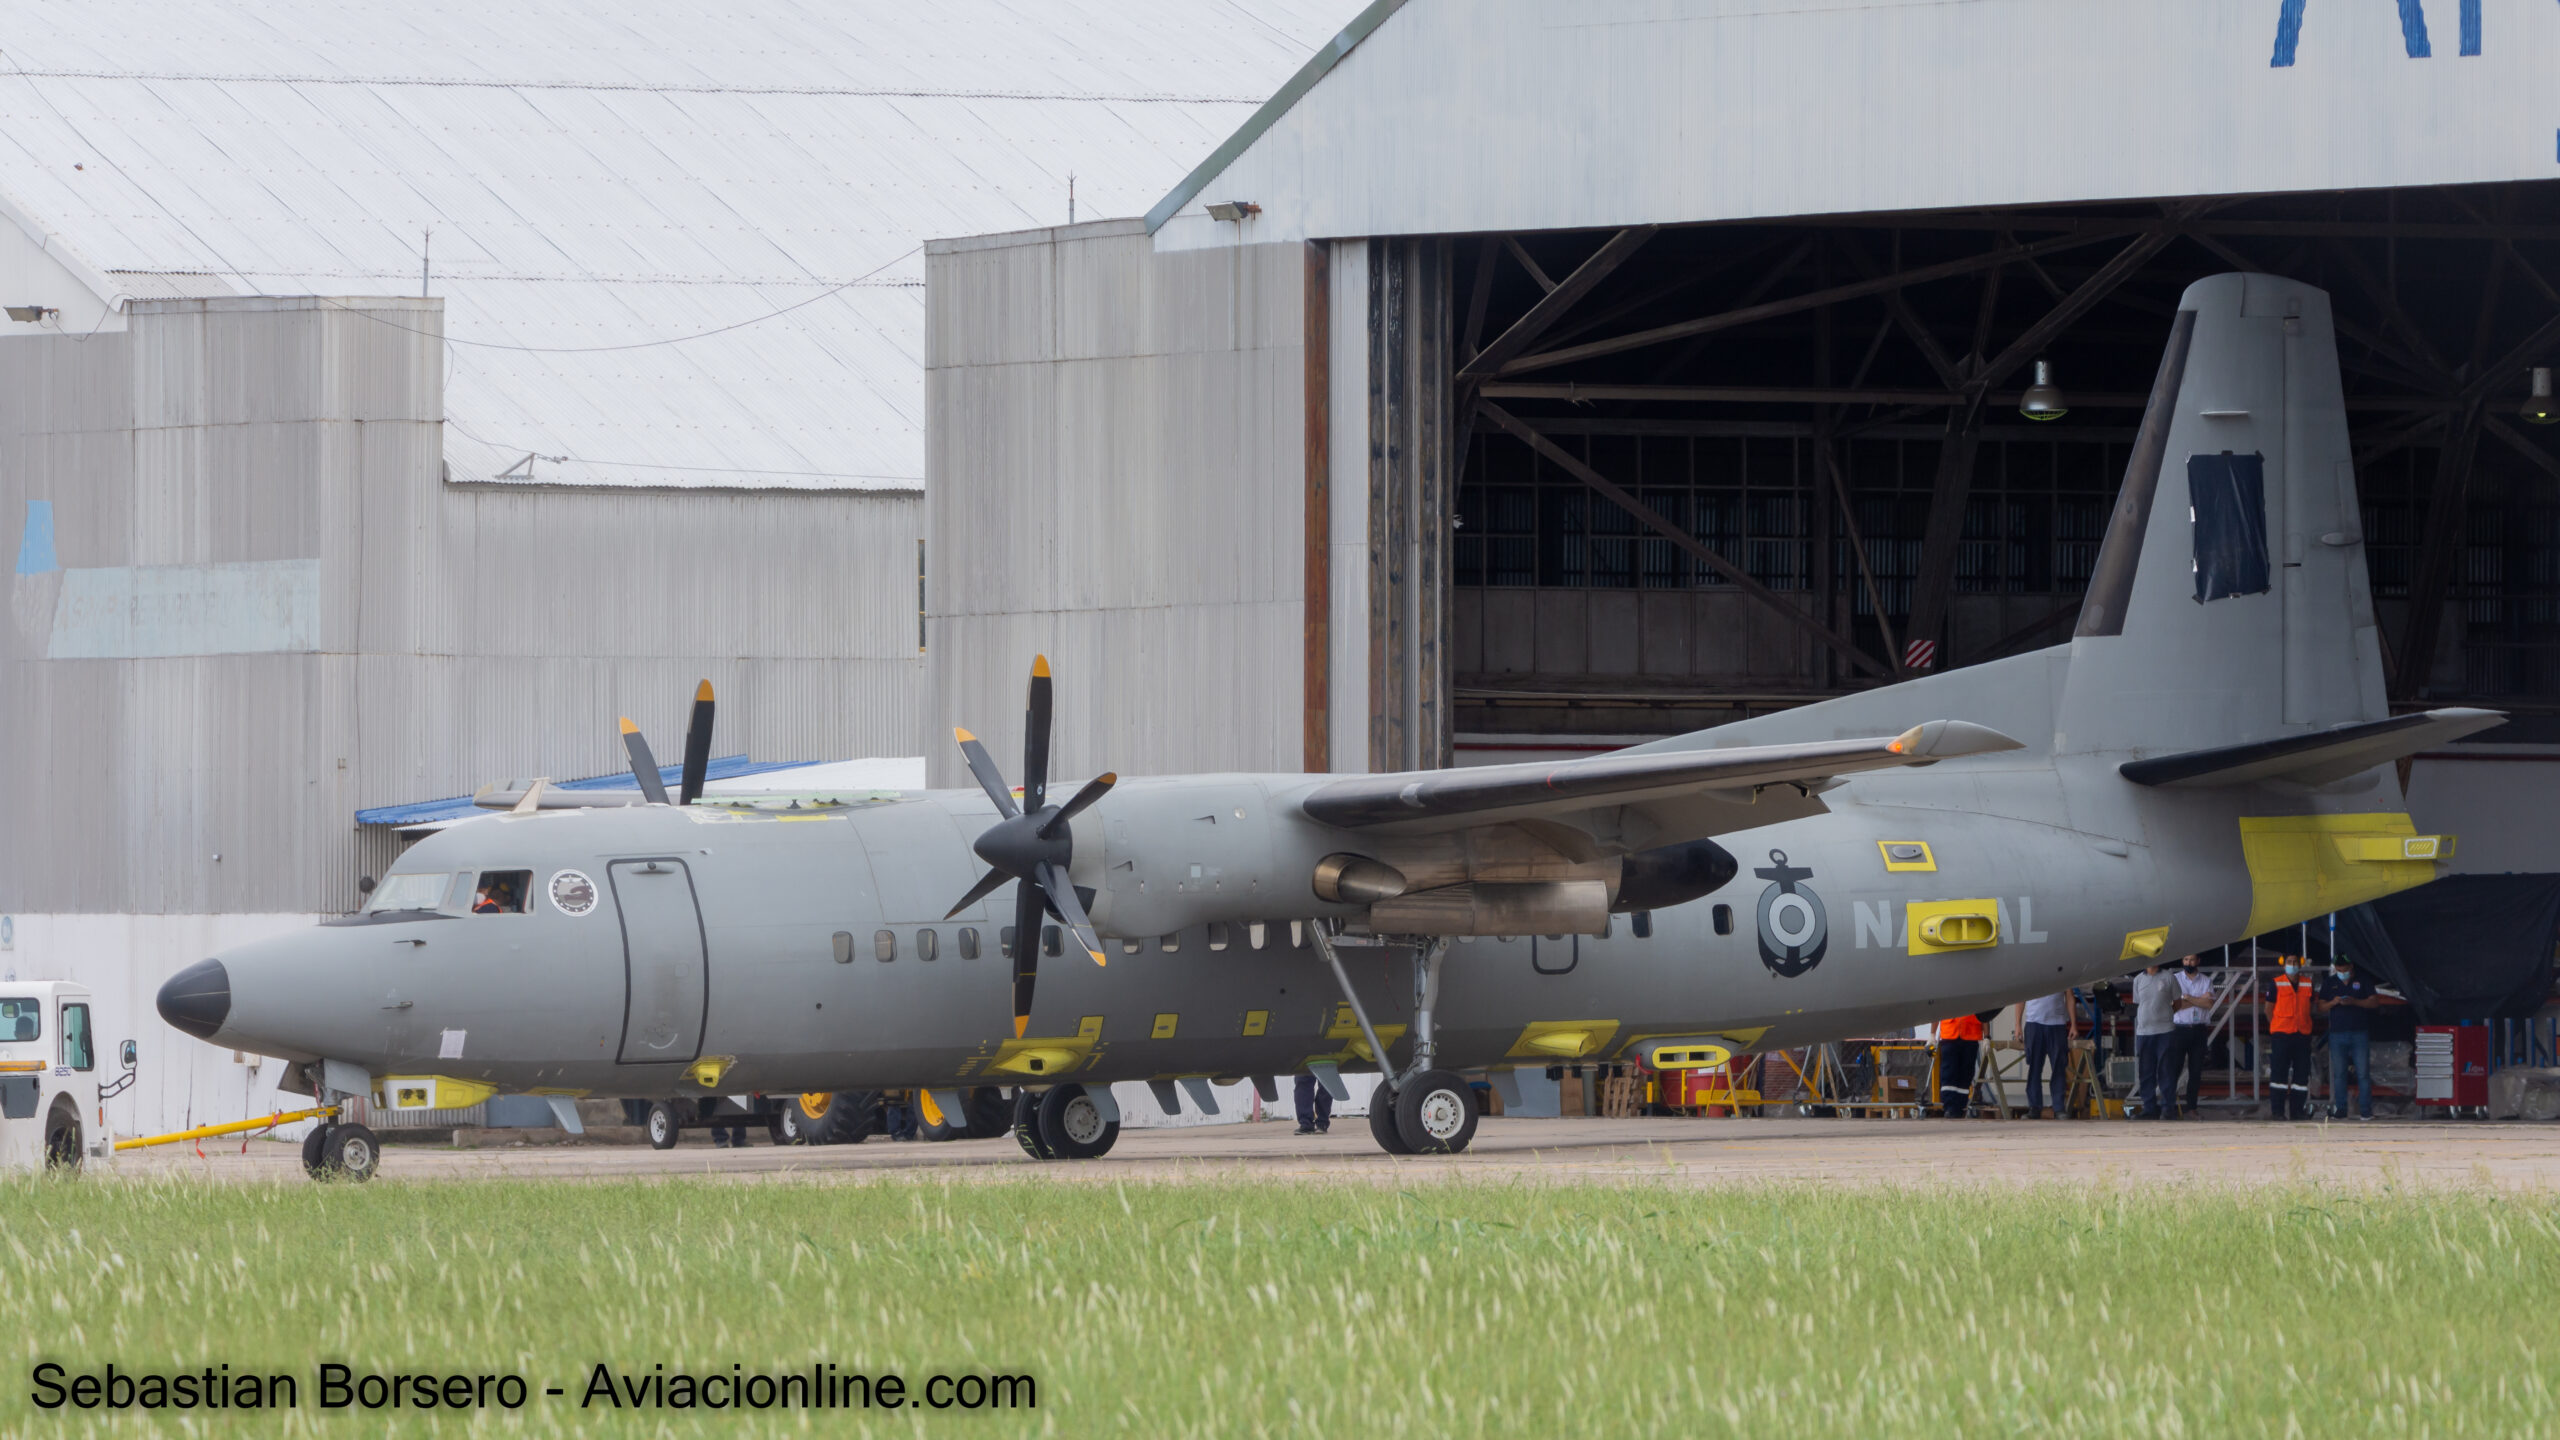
[765,1111,790,1145]
[915,1089,962,1143]
[1367,1082,1413,1154]
[321,1123,381,1182]
[1012,1088,1054,1160]
[775,1104,806,1145]
[301,1123,334,1177]
[818,1090,884,1145]
[44,1099,82,1172]
[1036,1084,1119,1160]
[1394,1069,1479,1155]
[645,1101,682,1150]
[963,1087,1013,1139]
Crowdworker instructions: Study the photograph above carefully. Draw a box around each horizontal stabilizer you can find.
[2118,708,2505,790]
[1299,720,2020,845]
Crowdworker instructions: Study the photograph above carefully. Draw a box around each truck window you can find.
[0,998,37,1043]
[60,1004,91,1071]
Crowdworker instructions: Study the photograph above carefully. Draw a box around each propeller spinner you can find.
[945,656,1115,1038]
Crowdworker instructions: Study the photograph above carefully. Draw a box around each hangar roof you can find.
[0,0,1364,489]
[1151,0,2560,249]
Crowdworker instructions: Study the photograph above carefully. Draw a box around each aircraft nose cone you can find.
[157,958,231,1040]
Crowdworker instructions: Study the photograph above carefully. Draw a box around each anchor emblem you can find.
[1754,849,1828,977]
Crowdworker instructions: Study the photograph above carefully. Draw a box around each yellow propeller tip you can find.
[618,717,638,734]
[954,726,976,743]
[695,680,715,702]
[1012,1016,1029,1039]
[1097,771,1118,784]
[1089,950,1107,967]
[1031,655,1051,678]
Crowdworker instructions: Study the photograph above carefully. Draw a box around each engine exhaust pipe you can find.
[1312,854,1408,904]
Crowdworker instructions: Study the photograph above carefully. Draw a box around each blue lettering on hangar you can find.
[2270,0,2485,67]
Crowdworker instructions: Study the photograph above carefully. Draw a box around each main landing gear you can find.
[1313,926,1479,1156]
[1011,1083,1120,1160]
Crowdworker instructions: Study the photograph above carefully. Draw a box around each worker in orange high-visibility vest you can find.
[1936,1012,1987,1118]
[2263,958,2319,1121]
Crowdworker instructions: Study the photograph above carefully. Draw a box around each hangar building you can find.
[0,0,1364,1138]
[926,0,2560,829]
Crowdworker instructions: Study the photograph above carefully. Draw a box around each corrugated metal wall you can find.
[2,297,923,914]
[924,222,1307,786]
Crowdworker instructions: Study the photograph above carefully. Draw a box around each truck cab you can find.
[0,982,120,1169]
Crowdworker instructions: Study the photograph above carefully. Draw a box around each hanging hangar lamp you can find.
[2017,359,2067,422]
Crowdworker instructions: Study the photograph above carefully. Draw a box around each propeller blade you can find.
[1010,879,1047,1039]
[678,680,715,806]
[619,719,671,805]
[952,728,1021,819]
[1037,772,1116,840]
[944,866,1011,920]
[1020,655,1052,813]
[1037,861,1108,967]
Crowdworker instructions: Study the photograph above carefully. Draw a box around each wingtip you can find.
[1031,654,1051,678]
[695,679,714,702]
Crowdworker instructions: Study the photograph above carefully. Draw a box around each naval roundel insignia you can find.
[1754,849,1828,977]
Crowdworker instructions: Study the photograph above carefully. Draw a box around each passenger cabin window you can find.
[1208,923,1230,952]
[874,930,897,962]
[832,932,854,964]
[471,870,532,914]
[368,872,454,913]
[1712,904,1734,936]
[60,1004,91,1071]
[0,998,38,1042]
[1248,923,1267,950]
[917,928,938,961]
[1000,926,1016,959]
[957,927,980,960]
[1160,933,1180,953]
[1632,911,1654,939]
[1121,938,1141,955]
[1042,926,1062,958]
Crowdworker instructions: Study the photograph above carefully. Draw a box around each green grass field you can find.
[1,1174,2551,1437]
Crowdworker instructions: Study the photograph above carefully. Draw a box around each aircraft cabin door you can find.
[609,858,708,1065]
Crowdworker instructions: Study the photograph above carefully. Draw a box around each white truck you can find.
[0,981,133,1170]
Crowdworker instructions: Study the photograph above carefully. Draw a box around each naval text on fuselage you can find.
[30,1361,1036,1414]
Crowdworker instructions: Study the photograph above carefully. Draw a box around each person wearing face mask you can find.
[2128,961,2180,1119]
[2317,957,2381,1120]
[2262,957,2318,1120]
[2168,955,2215,1117]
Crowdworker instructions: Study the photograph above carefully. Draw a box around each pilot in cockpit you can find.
[472,876,523,914]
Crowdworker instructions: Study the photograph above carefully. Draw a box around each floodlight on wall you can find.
[1205,200,1262,223]
[2017,359,2068,422]
[2524,367,2560,425]
[3,305,56,323]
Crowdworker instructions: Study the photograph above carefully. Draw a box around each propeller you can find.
[945,655,1116,1038]
[619,680,717,805]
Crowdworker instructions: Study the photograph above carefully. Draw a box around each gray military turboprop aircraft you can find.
[160,273,2495,1179]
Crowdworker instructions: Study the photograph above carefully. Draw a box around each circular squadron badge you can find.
[1753,849,1828,977]
[549,869,599,917]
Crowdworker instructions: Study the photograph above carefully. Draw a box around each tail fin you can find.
[2057,273,2392,759]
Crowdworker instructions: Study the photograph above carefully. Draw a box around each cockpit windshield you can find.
[367,872,456,913]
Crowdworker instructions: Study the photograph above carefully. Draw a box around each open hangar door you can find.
[1352,184,2560,764]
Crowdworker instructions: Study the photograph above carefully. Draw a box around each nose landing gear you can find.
[299,1120,381,1182]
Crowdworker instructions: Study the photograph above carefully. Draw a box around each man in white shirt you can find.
[2128,963,2180,1119]
[2020,990,2075,1119]
[2169,955,2216,1118]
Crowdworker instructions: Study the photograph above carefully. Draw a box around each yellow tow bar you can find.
[113,1105,340,1151]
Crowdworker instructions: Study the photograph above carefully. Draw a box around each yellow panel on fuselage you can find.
[2238,813,2441,935]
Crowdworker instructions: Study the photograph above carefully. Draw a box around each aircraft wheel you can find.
[963,1087,1014,1139]
[774,1101,809,1145]
[301,1123,334,1177]
[43,1099,82,1172]
[1036,1084,1118,1160]
[1012,1089,1054,1161]
[1393,1070,1479,1155]
[321,1123,381,1182]
[644,1101,682,1150]
[1367,1083,1413,1155]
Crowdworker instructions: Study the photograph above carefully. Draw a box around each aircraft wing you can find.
[2117,708,2504,790]
[1295,720,2021,855]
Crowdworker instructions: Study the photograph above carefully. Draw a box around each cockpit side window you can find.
[471,870,532,914]
[367,872,456,913]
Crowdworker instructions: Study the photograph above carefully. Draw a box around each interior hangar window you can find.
[471,871,531,914]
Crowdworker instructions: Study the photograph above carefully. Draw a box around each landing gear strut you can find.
[1313,926,1478,1156]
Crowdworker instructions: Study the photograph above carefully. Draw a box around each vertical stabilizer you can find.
[2057,274,2388,760]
